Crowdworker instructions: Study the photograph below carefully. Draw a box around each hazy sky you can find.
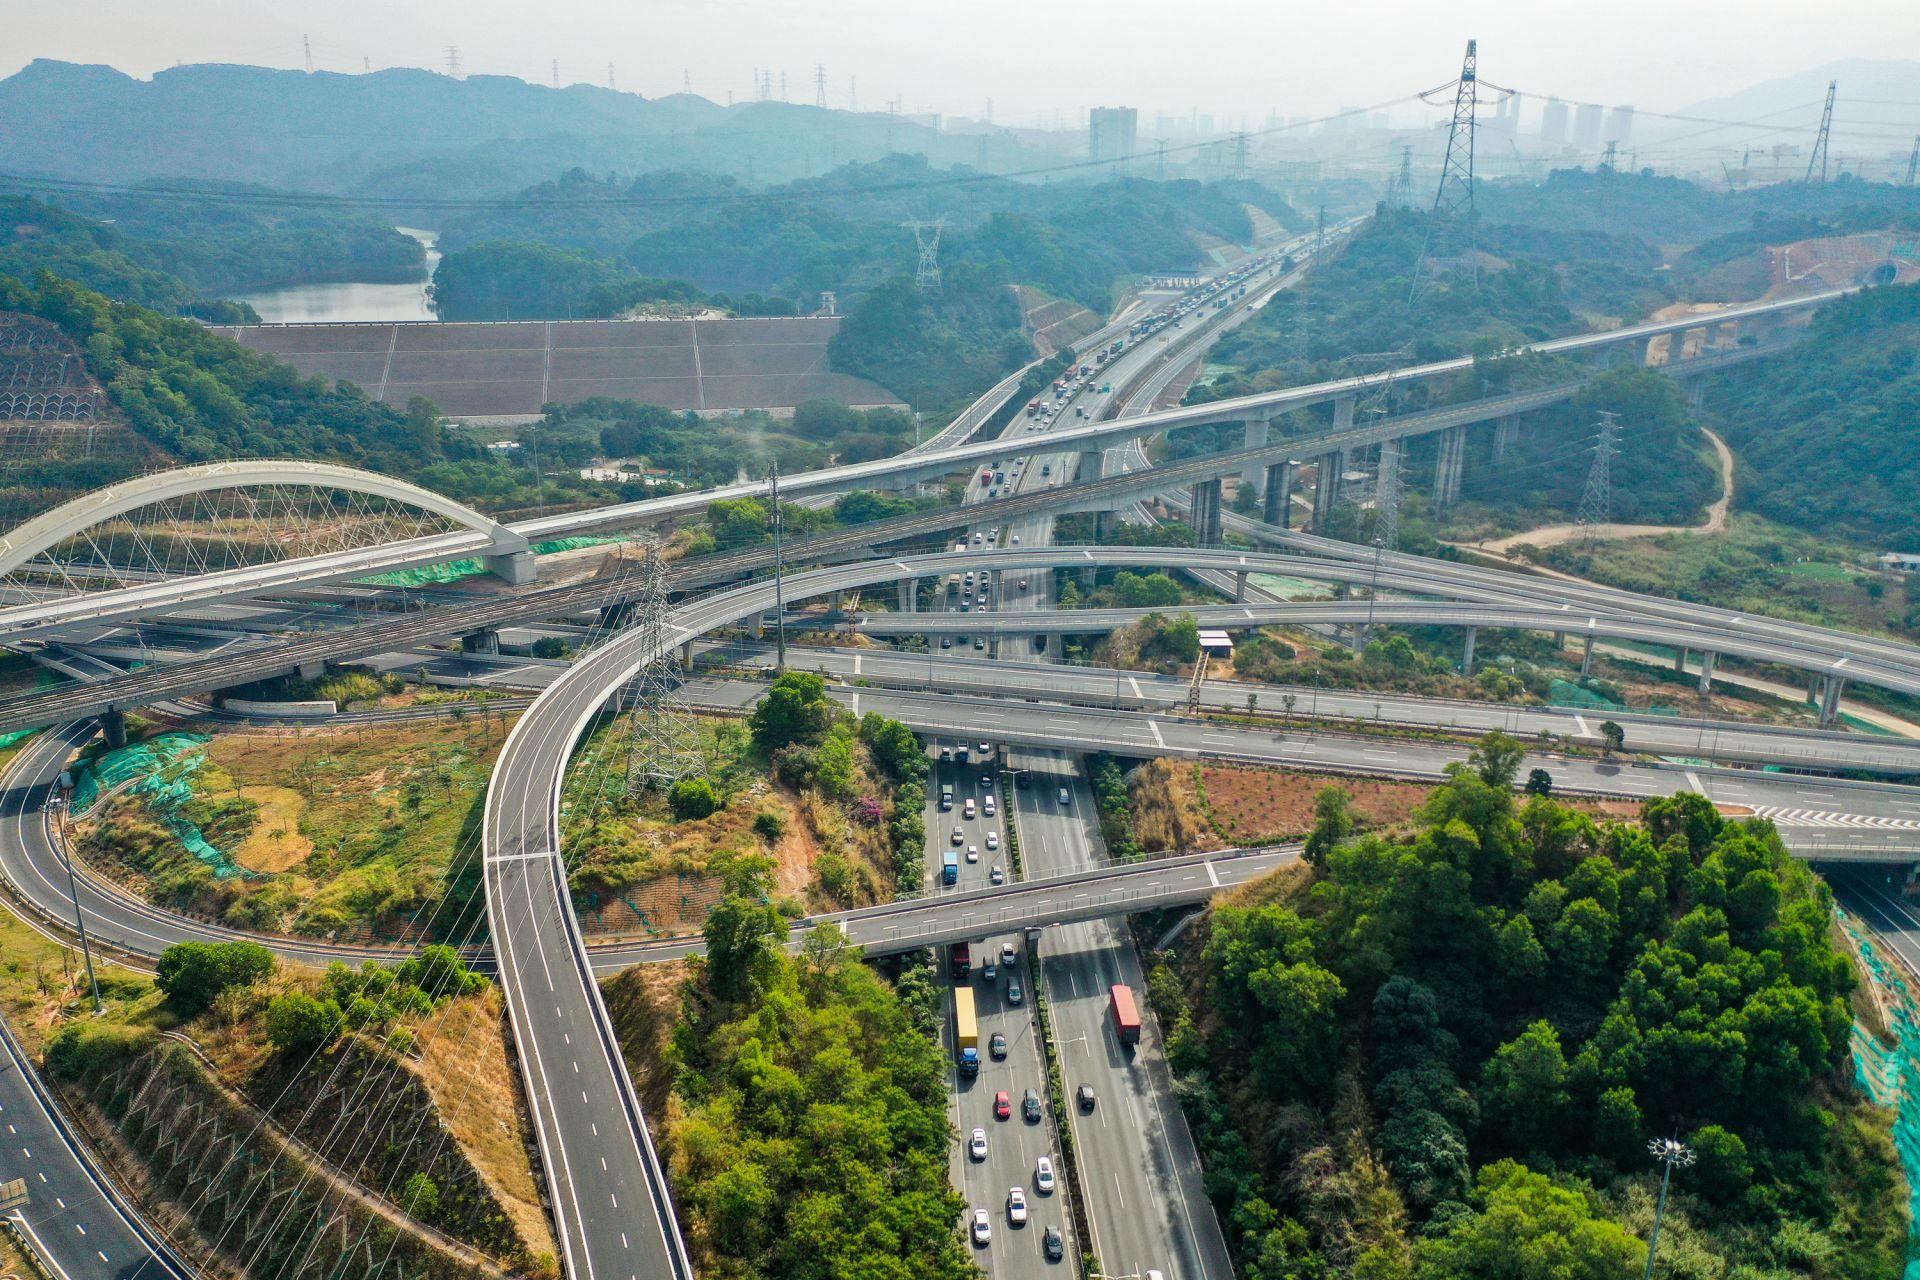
[7,0,1920,129]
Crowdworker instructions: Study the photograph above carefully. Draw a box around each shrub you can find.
[264,991,343,1056]
[155,940,277,1015]
[752,810,787,841]
[668,776,721,821]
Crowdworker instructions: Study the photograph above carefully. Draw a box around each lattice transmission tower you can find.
[1371,438,1404,554]
[1903,135,1918,187]
[1805,80,1836,183]
[903,218,946,293]
[1574,411,1619,546]
[620,547,700,791]
[1411,38,1495,301]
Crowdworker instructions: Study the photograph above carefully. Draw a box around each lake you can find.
[235,226,441,324]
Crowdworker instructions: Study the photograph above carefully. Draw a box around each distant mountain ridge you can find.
[0,59,1060,200]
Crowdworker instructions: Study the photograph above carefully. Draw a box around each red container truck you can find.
[1109,984,1141,1047]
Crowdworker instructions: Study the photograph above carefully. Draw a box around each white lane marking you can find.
[1148,720,1165,748]
[1206,860,1220,888]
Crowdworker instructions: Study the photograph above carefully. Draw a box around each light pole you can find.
[1643,1136,1695,1280]
[769,460,787,670]
[45,795,103,1015]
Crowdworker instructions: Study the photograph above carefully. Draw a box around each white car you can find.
[984,796,996,817]
[969,1128,988,1161]
[1058,787,1072,805]
[972,1209,992,1246]
[966,844,979,863]
[1000,942,1016,966]
[985,831,1000,851]
[1011,534,1021,544]
[1035,1156,1056,1194]
[990,865,1006,886]
[1007,1187,1029,1226]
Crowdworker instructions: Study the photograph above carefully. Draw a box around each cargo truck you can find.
[1109,983,1142,1047]
[950,942,973,980]
[954,987,980,1076]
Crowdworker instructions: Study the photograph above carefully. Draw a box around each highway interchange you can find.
[0,227,1912,1280]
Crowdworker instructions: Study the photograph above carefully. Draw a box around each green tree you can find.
[857,712,926,781]
[1687,1124,1752,1204]
[668,776,721,821]
[400,1171,441,1221]
[702,857,783,1003]
[263,991,343,1056]
[748,670,838,752]
[155,940,276,1015]
[1412,1160,1645,1279]
[1524,768,1554,796]
[1480,1021,1570,1152]
[1303,785,1354,867]
[1468,731,1527,789]
[1598,720,1626,757]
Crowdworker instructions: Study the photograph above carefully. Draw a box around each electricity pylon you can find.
[1574,411,1619,546]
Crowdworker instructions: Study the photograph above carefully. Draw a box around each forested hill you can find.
[0,59,1059,198]
[0,185,423,301]
[1706,281,1920,549]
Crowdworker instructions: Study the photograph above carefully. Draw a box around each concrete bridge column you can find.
[1644,336,1663,367]
[1491,415,1519,465]
[1697,650,1717,694]
[1666,329,1691,366]
[1433,425,1466,510]
[1687,380,1705,411]
[897,577,918,613]
[298,659,327,680]
[1312,453,1342,530]
[750,614,765,639]
[680,640,695,671]
[1094,509,1121,542]
[1242,419,1270,492]
[460,628,501,655]
[1190,478,1225,547]
[1234,570,1250,602]
[1462,626,1477,677]
[1674,646,1688,674]
[830,590,846,613]
[100,708,127,750]
[486,550,537,585]
[1262,461,1294,527]
[1580,634,1596,677]
[1819,674,1847,728]
[1592,344,1616,369]
[1332,395,1356,433]
[1077,450,1105,482]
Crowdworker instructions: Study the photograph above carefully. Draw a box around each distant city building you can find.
[1539,97,1570,145]
[1089,106,1138,164]
[1605,105,1635,144]
[1573,102,1603,151]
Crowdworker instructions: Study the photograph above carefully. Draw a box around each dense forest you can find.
[1149,746,1905,1278]
[0,195,258,321]
[1704,281,1920,549]
[430,157,1301,408]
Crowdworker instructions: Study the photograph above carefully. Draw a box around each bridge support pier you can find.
[1675,646,1689,674]
[1580,634,1596,677]
[1491,415,1519,465]
[1819,675,1847,728]
[1462,626,1477,677]
[1312,453,1341,530]
[1687,379,1705,412]
[1667,329,1691,366]
[1189,478,1224,547]
[1077,450,1105,483]
[461,628,501,655]
[486,550,537,586]
[1094,509,1121,542]
[297,660,326,680]
[1242,419,1269,493]
[680,641,695,672]
[830,590,846,613]
[1262,461,1293,527]
[898,577,918,613]
[99,708,126,750]
[1333,395,1355,433]
[750,614,765,640]
[1697,650,1716,695]
[1433,424,1466,511]
[1234,570,1250,603]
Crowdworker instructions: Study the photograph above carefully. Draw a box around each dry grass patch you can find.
[1198,765,1437,843]
[413,987,556,1263]
[1129,759,1224,853]
[233,784,310,872]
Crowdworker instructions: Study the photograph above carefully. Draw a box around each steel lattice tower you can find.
[1574,411,1619,546]
[621,546,700,791]
[1371,438,1403,554]
[1903,135,1918,187]
[903,219,945,293]
[1806,81,1836,183]
[1411,39,1482,302]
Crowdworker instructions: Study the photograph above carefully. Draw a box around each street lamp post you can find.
[45,795,103,1015]
[1643,1136,1695,1279]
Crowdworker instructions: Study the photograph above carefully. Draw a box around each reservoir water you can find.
[235,226,440,323]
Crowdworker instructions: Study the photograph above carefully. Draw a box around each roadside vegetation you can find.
[562,673,928,929]
[1144,735,1906,1278]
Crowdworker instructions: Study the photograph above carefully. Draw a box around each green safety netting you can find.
[1545,677,1680,717]
[1838,910,1920,1274]
[359,535,622,588]
[0,727,38,751]
[69,732,250,880]
[1248,573,1331,601]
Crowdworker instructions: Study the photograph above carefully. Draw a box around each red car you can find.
[994,1090,1011,1120]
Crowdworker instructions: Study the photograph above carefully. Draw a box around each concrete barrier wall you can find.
[221,697,337,718]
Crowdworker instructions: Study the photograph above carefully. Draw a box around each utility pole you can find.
[1642,1139,1695,1280]
[769,462,787,669]
[45,795,102,1015]
[814,63,827,109]
[1574,410,1619,546]
[1805,79,1835,183]
[903,218,945,293]
[1411,38,1482,301]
